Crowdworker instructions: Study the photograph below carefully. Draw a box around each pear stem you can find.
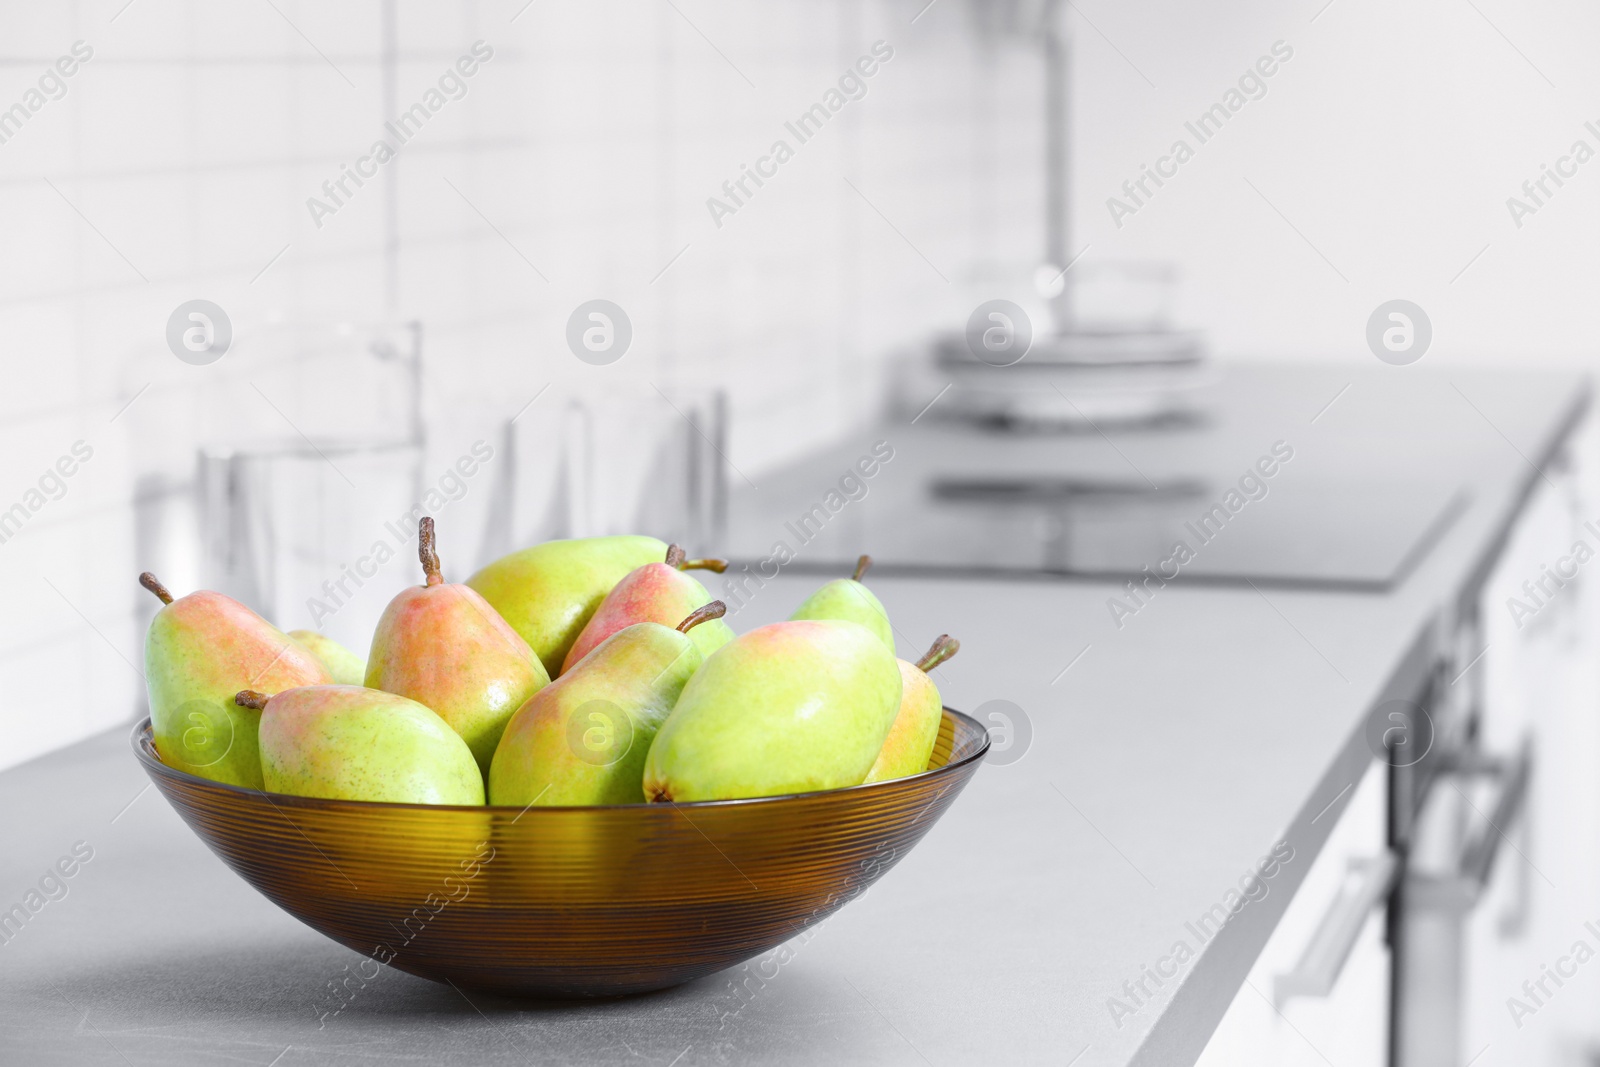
[139,572,174,605]
[915,635,959,672]
[666,543,727,573]
[677,601,727,633]
[419,517,443,587]
[234,690,270,710]
[852,554,872,582]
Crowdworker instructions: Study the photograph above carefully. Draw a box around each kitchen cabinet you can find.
[1194,755,1388,1067]
[1197,409,1600,1067]
[1459,410,1600,1067]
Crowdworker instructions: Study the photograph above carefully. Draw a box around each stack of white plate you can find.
[928,327,1212,429]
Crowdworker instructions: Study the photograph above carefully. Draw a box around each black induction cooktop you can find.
[725,466,1466,593]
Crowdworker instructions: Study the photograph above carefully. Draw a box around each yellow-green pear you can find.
[242,686,483,805]
[789,554,894,652]
[140,572,331,789]
[864,635,958,783]
[466,536,667,676]
[366,519,549,773]
[561,544,733,674]
[643,619,902,802]
[490,602,726,807]
[287,630,366,686]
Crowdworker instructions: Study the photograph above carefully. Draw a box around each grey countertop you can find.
[0,363,1587,1066]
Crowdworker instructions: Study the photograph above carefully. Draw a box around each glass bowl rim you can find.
[130,706,991,814]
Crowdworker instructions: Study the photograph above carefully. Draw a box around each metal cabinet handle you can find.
[1274,850,1398,1008]
[1459,740,1532,891]
[1408,738,1533,912]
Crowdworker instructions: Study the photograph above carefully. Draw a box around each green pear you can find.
[287,630,366,686]
[140,572,331,789]
[242,686,483,804]
[561,544,733,674]
[789,554,894,652]
[466,535,667,676]
[864,635,959,783]
[643,619,902,802]
[366,518,550,774]
[490,603,726,807]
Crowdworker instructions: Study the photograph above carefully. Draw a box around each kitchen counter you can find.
[0,363,1587,1066]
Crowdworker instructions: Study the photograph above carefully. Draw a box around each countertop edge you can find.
[1128,374,1593,1066]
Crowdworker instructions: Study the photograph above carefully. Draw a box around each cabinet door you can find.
[1195,756,1388,1067]
[1462,411,1600,1067]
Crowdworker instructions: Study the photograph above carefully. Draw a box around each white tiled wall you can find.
[13,0,1595,770]
[0,0,1047,769]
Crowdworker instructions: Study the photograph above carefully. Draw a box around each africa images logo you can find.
[305,41,494,229]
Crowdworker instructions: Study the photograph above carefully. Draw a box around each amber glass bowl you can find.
[132,709,988,997]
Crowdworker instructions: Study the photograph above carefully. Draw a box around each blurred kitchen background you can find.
[4,0,1599,774]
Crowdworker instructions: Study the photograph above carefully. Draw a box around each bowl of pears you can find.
[132,518,988,998]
